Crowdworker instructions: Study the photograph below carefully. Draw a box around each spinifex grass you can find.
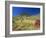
[12,15,40,31]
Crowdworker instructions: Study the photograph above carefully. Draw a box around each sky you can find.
[12,7,40,16]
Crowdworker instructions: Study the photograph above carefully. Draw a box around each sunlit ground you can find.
[12,15,40,31]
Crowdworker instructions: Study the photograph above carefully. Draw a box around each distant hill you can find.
[20,12,30,16]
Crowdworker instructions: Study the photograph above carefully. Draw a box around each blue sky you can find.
[12,7,40,16]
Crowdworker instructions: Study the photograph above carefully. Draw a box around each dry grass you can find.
[12,16,40,31]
